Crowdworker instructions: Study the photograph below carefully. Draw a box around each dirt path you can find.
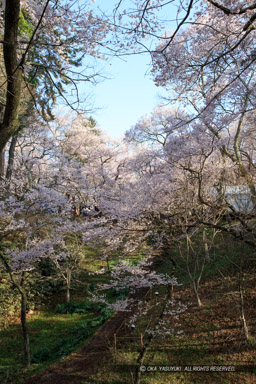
[22,264,155,384]
[23,311,127,384]
[22,262,256,384]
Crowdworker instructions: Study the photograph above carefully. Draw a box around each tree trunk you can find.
[0,0,22,153]
[135,286,172,384]
[0,149,5,177]
[0,253,31,367]
[185,239,203,307]
[192,282,203,307]
[239,283,250,342]
[21,291,30,368]
[171,284,175,299]
[202,228,210,261]
[106,257,111,272]
[66,285,71,303]
[66,269,71,303]
[6,132,19,180]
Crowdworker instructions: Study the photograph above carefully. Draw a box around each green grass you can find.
[0,302,113,383]
[156,232,254,287]
[81,235,256,384]
[0,246,146,383]
[1,237,254,384]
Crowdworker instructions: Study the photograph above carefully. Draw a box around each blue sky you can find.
[80,0,167,139]
[91,53,163,139]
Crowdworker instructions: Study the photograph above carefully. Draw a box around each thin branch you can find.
[207,0,256,15]
[160,0,194,53]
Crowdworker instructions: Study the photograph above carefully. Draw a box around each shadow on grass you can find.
[0,304,113,383]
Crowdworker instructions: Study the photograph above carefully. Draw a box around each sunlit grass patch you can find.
[0,301,113,383]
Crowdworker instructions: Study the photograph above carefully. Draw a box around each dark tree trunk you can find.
[6,132,19,180]
[0,254,31,367]
[0,149,5,177]
[21,290,30,368]
[0,0,22,153]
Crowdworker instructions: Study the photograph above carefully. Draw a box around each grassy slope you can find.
[0,247,145,383]
[0,237,255,383]
[82,236,256,384]
[0,245,110,383]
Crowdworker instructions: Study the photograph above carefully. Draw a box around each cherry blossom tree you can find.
[49,234,87,304]
[122,103,256,305]
[0,183,72,367]
[0,110,122,366]
[112,0,256,210]
[0,0,109,157]
[113,1,256,66]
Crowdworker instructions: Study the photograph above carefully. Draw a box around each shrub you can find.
[71,321,91,340]
[31,348,51,364]
[54,301,110,315]
[56,338,76,357]
[106,287,129,301]
[55,301,78,314]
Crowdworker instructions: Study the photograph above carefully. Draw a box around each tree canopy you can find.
[0,0,256,371]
